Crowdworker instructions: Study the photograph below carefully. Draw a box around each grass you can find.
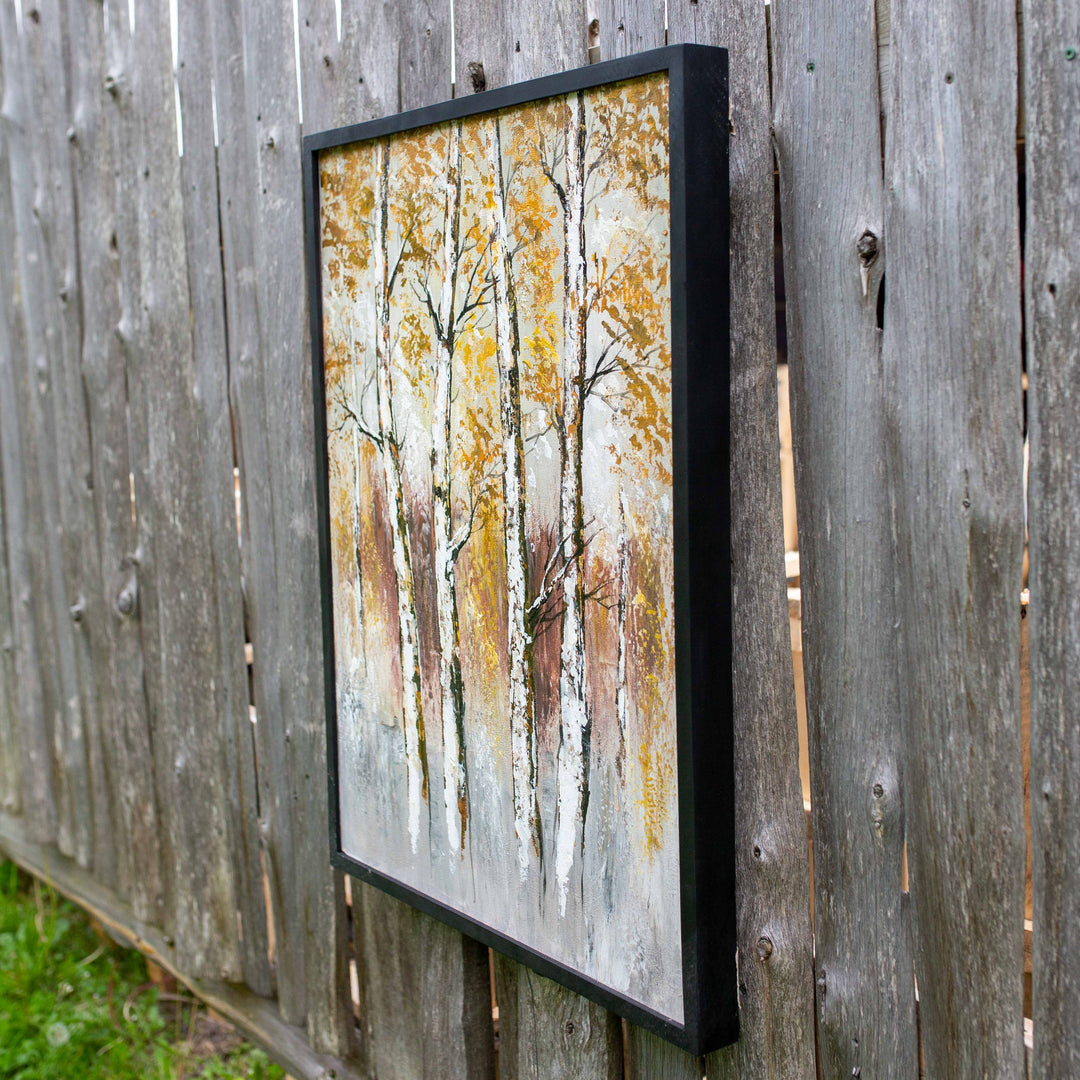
[0,860,286,1080]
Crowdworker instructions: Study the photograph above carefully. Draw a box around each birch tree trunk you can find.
[615,494,630,778]
[432,120,469,857]
[373,139,428,854]
[553,89,590,917]
[487,114,541,878]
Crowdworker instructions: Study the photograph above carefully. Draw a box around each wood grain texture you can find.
[175,0,272,1000]
[205,0,284,1000]
[95,0,166,927]
[771,0,917,1072]
[666,2,818,1077]
[883,0,1026,1072]
[0,0,59,849]
[0,408,16,814]
[356,888,494,1080]
[0,14,24,822]
[450,7,626,1078]
[454,0,589,91]
[595,0,663,62]
[232,0,351,1046]
[67,0,141,902]
[625,1028,701,1080]
[493,953,622,1080]
[1023,0,1080,1074]
[19,0,105,873]
[120,0,243,979]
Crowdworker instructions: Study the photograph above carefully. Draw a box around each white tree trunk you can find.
[615,494,630,778]
[487,115,540,878]
[432,121,468,857]
[348,319,366,664]
[553,90,590,916]
[373,140,428,854]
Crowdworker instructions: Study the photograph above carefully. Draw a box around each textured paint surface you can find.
[319,72,681,1022]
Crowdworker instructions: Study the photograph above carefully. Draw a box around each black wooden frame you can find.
[303,44,733,1055]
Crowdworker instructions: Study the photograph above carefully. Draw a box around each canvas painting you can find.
[309,49,732,1047]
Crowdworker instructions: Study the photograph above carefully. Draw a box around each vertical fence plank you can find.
[175,0,273,999]
[1024,0,1080,1074]
[883,0,1026,1072]
[770,0,917,1073]
[596,0,663,63]
[357,885,494,1080]
[233,0,353,1050]
[493,953,622,1080]
[0,0,62,850]
[92,0,166,927]
[451,7,627,1079]
[0,428,15,813]
[118,0,243,979]
[204,0,280,1002]
[233,0,319,1028]
[20,0,106,874]
[0,21,21,820]
[664,2,819,1078]
[68,0,140,901]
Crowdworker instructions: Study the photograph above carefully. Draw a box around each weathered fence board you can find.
[67,0,136,903]
[493,953,622,1080]
[1,0,64,852]
[883,0,1026,1072]
[771,0,917,1074]
[175,0,273,1000]
[1024,0,1080,1074]
[118,0,244,980]
[597,0,663,63]
[666,2,819,1078]
[0,417,14,813]
[21,0,104,876]
[231,0,351,1048]
[203,0,278,1003]
[94,0,167,928]
[0,13,25,822]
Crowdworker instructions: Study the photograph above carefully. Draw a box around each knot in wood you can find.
[466,61,486,94]
[116,576,137,617]
[69,597,86,624]
[857,231,879,267]
[757,936,773,962]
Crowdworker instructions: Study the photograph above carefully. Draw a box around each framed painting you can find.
[304,44,733,1054]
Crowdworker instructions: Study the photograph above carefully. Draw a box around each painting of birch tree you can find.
[319,72,681,1022]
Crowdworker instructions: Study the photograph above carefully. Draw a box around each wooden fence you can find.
[0,0,1073,1076]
